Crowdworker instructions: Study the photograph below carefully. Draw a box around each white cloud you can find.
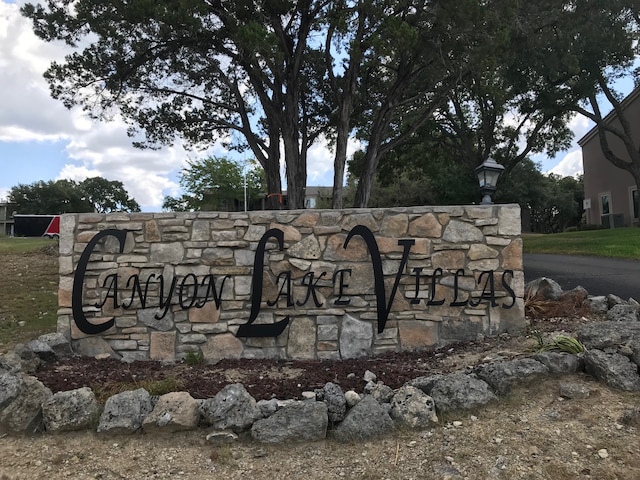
[0,1,199,210]
[306,136,362,186]
[547,149,583,177]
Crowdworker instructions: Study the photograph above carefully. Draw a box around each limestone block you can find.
[501,238,523,269]
[324,234,368,262]
[143,392,200,432]
[287,317,316,360]
[42,387,99,432]
[288,235,322,260]
[269,223,302,242]
[292,212,319,227]
[150,243,184,264]
[201,334,244,362]
[339,314,373,359]
[468,244,499,260]
[191,220,211,241]
[380,214,409,237]
[498,205,521,235]
[399,320,438,350]
[341,213,379,232]
[408,213,442,238]
[150,331,176,362]
[189,301,221,323]
[443,220,483,243]
[244,225,267,241]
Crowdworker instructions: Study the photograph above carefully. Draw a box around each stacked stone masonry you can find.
[57,205,524,362]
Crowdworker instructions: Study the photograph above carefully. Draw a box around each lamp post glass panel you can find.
[474,158,505,205]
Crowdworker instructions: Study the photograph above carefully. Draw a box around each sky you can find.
[0,0,630,211]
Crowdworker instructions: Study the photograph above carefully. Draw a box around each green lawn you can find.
[0,236,58,254]
[522,227,640,259]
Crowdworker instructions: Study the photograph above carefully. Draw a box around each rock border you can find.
[1,278,639,443]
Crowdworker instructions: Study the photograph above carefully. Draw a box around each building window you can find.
[600,193,611,216]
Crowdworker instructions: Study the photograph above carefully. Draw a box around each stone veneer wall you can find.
[57,205,524,363]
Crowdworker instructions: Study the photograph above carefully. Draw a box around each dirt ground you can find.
[0,375,639,480]
[2,315,640,480]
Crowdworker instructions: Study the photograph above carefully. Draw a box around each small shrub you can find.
[579,223,605,231]
[185,349,205,366]
[533,331,585,354]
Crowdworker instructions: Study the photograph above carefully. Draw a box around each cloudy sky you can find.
[0,1,623,211]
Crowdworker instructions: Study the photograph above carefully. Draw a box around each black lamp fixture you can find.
[474,157,505,205]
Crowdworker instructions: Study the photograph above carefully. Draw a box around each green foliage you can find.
[495,161,583,233]
[8,177,140,214]
[9,180,93,214]
[184,350,204,366]
[534,332,585,354]
[21,0,640,209]
[163,157,265,212]
[81,177,141,213]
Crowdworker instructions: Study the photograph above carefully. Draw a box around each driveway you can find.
[523,253,640,300]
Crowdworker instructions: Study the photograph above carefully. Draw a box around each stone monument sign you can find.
[57,205,524,362]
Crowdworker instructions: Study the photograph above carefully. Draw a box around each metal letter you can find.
[72,229,127,335]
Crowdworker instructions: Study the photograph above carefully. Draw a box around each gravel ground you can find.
[2,355,639,479]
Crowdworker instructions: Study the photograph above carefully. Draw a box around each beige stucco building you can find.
[579,87,640,228]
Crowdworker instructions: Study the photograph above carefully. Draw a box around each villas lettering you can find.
[72,227,516,337]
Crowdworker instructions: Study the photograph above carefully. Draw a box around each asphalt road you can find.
[523,253,640,300]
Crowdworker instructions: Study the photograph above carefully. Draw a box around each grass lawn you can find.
[0,237,59,352]
[522,227,640,259]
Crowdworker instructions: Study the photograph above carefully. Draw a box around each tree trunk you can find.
[332,119,350,209]
[353,108,392,208]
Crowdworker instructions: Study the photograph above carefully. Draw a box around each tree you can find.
[163,157,265,212]
[22,0,330,209]
[9,180,92,215]
[565,1,640,190]
[81,177,141,213]
[8,177,140,214]
[496,160,584,233]
[346,0,638,208]
[329,0,500,207]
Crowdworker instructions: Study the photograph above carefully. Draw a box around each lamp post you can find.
[474,157,504,205]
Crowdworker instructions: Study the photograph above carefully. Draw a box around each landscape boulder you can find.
[390,385,438,427]
[0,375,52,434]
[251,401,328,443]
[199,383,261,433]
[97,388,155,434]
[578,321,640,350]
[0,369,24,410]
[142,391,200,433]
[583,350,640,391]
[316,382,347,423]
[475,358,549,395]
[532,352,583,374]
[42,387,100,432]
[331,395,394,443]
[606,304,640,322]
[525,277,563,301]
[428,373,497,413]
